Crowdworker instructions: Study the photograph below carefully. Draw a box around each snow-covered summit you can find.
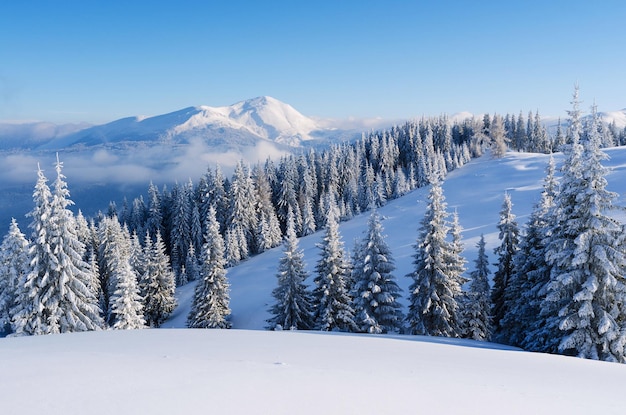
[169,96,320,146]
[34,96,335,151]
[598,108,626,129]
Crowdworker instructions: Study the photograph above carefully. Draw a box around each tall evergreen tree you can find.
[267,209,315,330]
[313,196,357,332]
[541,93,626,362]
[0,219,30,335]
[502,157,557,348]
[351,209,404,334]
[461,234,492,341]
[489,114,508,158]
[170,182,192,273]
[188,206,231,329]
[491,192,520,341]
[406,179,464,337]
[141,231,177,327]
[226,161,257,264]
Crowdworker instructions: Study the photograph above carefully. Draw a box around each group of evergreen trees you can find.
[265,173,486,339]
[0,158,180,335]
[493,89,626,362]
[2,87,626,364]
[267,202,403,334]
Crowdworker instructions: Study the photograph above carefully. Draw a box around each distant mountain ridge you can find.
[18,96,354,152]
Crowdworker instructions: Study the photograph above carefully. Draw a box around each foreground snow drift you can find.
[1,329,625,414]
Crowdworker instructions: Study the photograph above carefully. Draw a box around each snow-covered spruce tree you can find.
[405,178,464,337]
[267,208,315,330]
[169,181,192,274]
[109,256,145,330]
[145,182,163,243]
[501,157,557,349]
[313,195,357,332]
[141,230,176,328]
[541,95,626,362]
[98,215,144,328]
[188,205,231,329]
[0,219,30,335]
[253,165,282,253]
[12,160,104,335]
[461,234,492,341]
[182,242,201,284]
[351,209,404,334]
[489,114,508,158]
[226,161,257,263]
[490,192,520,342]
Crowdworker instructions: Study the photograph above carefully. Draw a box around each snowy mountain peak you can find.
[33,96,329,150]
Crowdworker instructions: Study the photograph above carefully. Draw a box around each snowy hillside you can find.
[4,149,626,414]
[162,146,626,332]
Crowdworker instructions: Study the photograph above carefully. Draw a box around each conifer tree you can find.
[12,160,103,335]
[0,219,30,334]
[109,255,145,330]
[145,182,163,242]
[502,157,557,348]
[141,231,176,327]
[541,92,626,362]
[313,195,357,332]
[188,206,231,329]
[226,161,257,264]
[352,209,404,334]
[170,182,192,272]
[182,242,200,284]
[490,192,520,341]
[267,209,315,330]
[461,235,492,341]
[406,179,464,337]
[489,114,508,158]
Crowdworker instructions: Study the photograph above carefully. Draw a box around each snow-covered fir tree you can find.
[140,230,176,327]
[541,92,626,362]
[405,178,464,337]
[253,164,282,253]
[182,242,200,285]
[226,161,257,263]
[97,215,145,329]
[188,205,231,329]
[461,234,492,341]
[267,208,315,330]
[169,181,192,273]
[12,160,104,335]
[109,255,145,330]
[490,192,520,341]
[313,195,357,332]
[351,209,404,334]
[502,157,557,349]
[145,182,163,242]
[0,219,30,335]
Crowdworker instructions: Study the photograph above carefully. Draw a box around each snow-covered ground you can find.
[4,148,626,414]
[2,329,625,415]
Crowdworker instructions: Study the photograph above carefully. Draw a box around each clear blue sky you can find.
[1,0,625,124]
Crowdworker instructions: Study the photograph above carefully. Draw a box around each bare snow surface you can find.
[2,329,626,414]
[4,149,626,413]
